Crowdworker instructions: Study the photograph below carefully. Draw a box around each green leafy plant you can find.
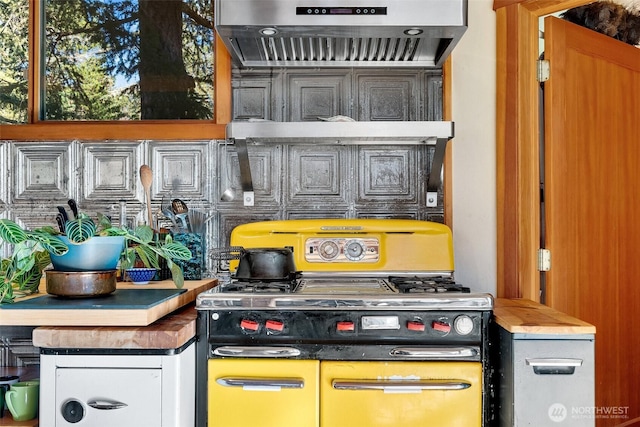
[0,213,192,304]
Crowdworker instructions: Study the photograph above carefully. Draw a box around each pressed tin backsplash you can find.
[1,67,446,279]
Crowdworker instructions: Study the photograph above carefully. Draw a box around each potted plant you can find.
[0,212,192,303]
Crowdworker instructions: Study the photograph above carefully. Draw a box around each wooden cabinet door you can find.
[544,16,640,424]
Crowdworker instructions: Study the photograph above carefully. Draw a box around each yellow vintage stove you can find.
[196,219,493,427]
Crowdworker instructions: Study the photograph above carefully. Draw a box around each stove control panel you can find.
[305,238,379,262]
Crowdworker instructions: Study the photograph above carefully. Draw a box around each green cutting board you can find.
[2,289,186,310]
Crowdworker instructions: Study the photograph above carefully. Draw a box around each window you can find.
[1,0,228,138]
[0,0,29,124]
[44,0,214,120]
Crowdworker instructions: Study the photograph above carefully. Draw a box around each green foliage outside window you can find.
[0,0,29,124]
[0,0,215,122]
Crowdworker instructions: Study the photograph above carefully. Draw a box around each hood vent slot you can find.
[237,36,436,64]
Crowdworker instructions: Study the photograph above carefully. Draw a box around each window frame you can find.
[0,0,230,141]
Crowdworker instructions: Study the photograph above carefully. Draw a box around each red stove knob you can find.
[407,320,426,331]
[432,320,451,333]
[240,319,259,331]
[336,321,355,332]
[266,319,284,332]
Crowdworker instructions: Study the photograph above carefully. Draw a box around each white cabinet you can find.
[55,367,162,426]
[39,341,195,427]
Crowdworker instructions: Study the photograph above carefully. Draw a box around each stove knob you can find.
[240,319,260,332]
[337,321,355,332]
[454,315,474,335]
[266,319,284,332]
[432,320,451,333]
[407,320,426,331]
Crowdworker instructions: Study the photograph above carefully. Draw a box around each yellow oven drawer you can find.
[320,361,482,427]
[208,359,319,427]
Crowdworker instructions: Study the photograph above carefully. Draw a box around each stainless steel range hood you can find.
[215,0,468,68]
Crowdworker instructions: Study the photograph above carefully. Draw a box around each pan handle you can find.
[210,246,244,260]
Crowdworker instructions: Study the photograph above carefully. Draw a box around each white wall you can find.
[451,0,497,295]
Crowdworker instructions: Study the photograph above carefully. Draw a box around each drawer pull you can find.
[217,377,304,390]
[526,358,583,375]
[526,358,583,367]
[332,379,471,392]
[87,399,128,410]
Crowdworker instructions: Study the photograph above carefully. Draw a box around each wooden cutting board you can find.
[0,279,215,327]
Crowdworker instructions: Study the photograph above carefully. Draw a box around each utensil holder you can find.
[172,232,204,280]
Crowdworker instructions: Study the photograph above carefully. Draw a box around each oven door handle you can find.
[212,346,301,358]
[217,377,305,390]
[332,379,471,392]
[389,346,478,358]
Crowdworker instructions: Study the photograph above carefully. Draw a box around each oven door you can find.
[321,361,482,427]
[208,358,319,427]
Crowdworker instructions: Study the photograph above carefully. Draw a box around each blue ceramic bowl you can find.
[50,236,125,271]
[126,268,157,285]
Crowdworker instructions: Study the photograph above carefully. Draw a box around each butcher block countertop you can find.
[32,303,198,349]
[0,279,215,327]
[494,298,595,335]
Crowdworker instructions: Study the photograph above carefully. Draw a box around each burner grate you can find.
[390,276,470,294]
[221,280,295,293]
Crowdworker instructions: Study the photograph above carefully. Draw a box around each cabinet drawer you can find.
[512,339,594,426]
[55,368,162,426]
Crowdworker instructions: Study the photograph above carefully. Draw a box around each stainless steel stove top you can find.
[196,276,493,311]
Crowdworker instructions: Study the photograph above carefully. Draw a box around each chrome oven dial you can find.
[344,240,365,261]
[318,240,340,260]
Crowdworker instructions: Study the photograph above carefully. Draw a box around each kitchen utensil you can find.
[220,141,235,201]
[172,199,191,232]
[55,213,66,233]
[67,199,78,219]
[186,209,212,234]
[45,270,117,297]
[57,206,69,222]
[139,165,154,229]
[234,247,297,281]
[160,195,178,231]
[220,188,234,202]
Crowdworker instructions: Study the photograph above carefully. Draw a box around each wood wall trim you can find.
[214,32,232,125]
[494,0,591,300]
[0,122,227,141]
